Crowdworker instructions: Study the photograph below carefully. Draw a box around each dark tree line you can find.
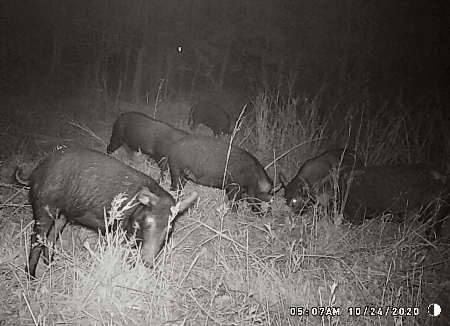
[2,0,448,101]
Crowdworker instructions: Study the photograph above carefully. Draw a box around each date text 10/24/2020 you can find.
[289,306,420,317]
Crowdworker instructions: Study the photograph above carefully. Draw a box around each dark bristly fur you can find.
[18,148,197,278]
[107,111,189,171]
[189,99,231,136]
[304,163,449,238]
[340,164,449,231]
[285,148,363,213]
[168,135,272,204]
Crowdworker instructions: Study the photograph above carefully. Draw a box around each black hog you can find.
[168,135,272,204]
[107,112,189,171]
[189,99,231,136]
[339,164,449,230]
[285,148,363,213]
[17,148,198,278]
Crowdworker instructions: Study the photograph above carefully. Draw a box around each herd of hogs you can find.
[14,105,449,278]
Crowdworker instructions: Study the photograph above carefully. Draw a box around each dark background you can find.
[3,0,449,102]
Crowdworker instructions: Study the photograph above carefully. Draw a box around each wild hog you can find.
[168,135,272,204]
[107,112,189,171]
[285,148,363,213]
[189,99,231,136]
[17,148,198,278]
[341,164,448,231]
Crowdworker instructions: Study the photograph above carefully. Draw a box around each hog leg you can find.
[26,204,57,278]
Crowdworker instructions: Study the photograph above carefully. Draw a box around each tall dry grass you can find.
[0,88,448,325]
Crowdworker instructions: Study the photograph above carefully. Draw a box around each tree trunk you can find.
[218,35,232,88]
[131,1,150,103]
[47,0,64,83]
[338,0,353,94]
[131,46,145,103]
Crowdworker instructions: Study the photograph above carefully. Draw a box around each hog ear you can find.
[176,191,199,213]
[277,172,287,188]
[137,187,160,206]
[274,165,290,187]
[299,176,311,191]
[272,183,283,194]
